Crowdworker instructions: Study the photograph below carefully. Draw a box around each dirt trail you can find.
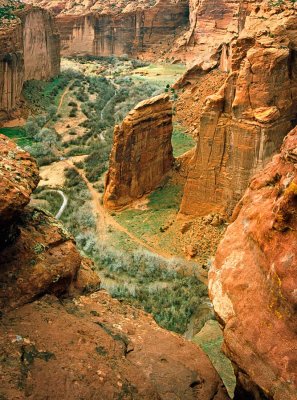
[66,161,173,258]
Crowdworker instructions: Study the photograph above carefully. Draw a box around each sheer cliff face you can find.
[180,3,297,217]
[26,0,189,58]
[104,94,174,210]
[0,6,60,119]
[22,8,60,80]
[209,127,297,400]
[0,134,229,400]
[170,0,260,65]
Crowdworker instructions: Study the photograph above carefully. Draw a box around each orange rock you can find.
[180,2,297,217]
[209,126,297,399]
[0,5,60,119]
[0,134,39,223]
[104,93,174,210]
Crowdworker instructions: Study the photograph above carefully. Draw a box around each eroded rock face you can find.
[0,134,229,399]
[180,2,297,217]
[104,93,174,210]
[169,0,259,65]
[0,5,60,119]
[0,291,229,400]
[209,127,297,399]
[26,0,189,59]
[0,134,39,223]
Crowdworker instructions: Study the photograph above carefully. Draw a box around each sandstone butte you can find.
[180,1,297,218]
[104,93,174,210]
[0,134,229,400]
[209,125,297,400]
[24,0,190,59]
[0,4,60,120]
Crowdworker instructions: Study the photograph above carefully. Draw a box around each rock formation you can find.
[209,126,297,399]
[104,93,174,210]
[25,0,189,59]
[0,133,229,400]
[0,5,60,120]
[168,0,260,65]
[180,2,297,217]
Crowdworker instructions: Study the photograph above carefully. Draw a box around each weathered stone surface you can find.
[0,134,39,223]
[209,127,297,399]
[0,5,60,119]
[26,0,189,59]
[169,0,259,65]
[180,2,297,217]
[0,291,229,400]
[104,93,174,210]
[0,208,82,311]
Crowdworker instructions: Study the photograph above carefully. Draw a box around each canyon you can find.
[0,133,229,400]
[0,4,60,120]
[1,0,297,399]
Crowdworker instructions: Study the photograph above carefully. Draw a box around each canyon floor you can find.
[0,56,234,397]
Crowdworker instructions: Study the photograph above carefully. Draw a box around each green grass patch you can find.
[172,125,195,157]
[114,183,182,239]
[193,320,236,398]
[0,126,33,148]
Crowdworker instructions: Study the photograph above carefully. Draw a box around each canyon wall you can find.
[0,6,60,120]
[0,133,229,400]
[170,0,260,65]
[104,93,174,210]
[180,3,297,217]
[209,126,297,400]
[26,0,189,58]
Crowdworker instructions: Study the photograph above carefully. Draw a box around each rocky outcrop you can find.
[0,5,60,120]
[180,2,297,217]
[104,93,174,210]
[168,0,260,65]
[26,0,189,58]
[0,134,229,400]
[209,126,297,399]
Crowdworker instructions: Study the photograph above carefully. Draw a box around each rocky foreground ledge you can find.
[0,134,228,399]
[210,126,297,399]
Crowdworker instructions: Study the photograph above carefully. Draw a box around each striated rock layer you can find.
[0,134,229,400]
[180,2,297,217]
[209,126,297,399]
[26,0,189,59]
[104,93,174,210]
[0,5,60,119]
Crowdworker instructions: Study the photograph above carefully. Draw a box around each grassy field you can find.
[132,63,186,86]
[0,127,33,148]
[172,124,195,157]
[114,182,182,240]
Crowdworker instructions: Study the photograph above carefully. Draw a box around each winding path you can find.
[55,190,68,220]
[66,160,173,258]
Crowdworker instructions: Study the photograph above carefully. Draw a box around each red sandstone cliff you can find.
[0,133,229,399]
[209,126,297,400]
[104,93,174,210]
[180,2,297,217]
[0,5,60,120]
[25,0,189,59]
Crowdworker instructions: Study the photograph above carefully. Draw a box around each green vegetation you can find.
[172,124,195,157]
[0,0,24,25]
[115,182,182,238]
[193,320,236,398]
[0,126,32,147]
[33,189,63,216]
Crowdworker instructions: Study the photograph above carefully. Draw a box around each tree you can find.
[0,1,24,25]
